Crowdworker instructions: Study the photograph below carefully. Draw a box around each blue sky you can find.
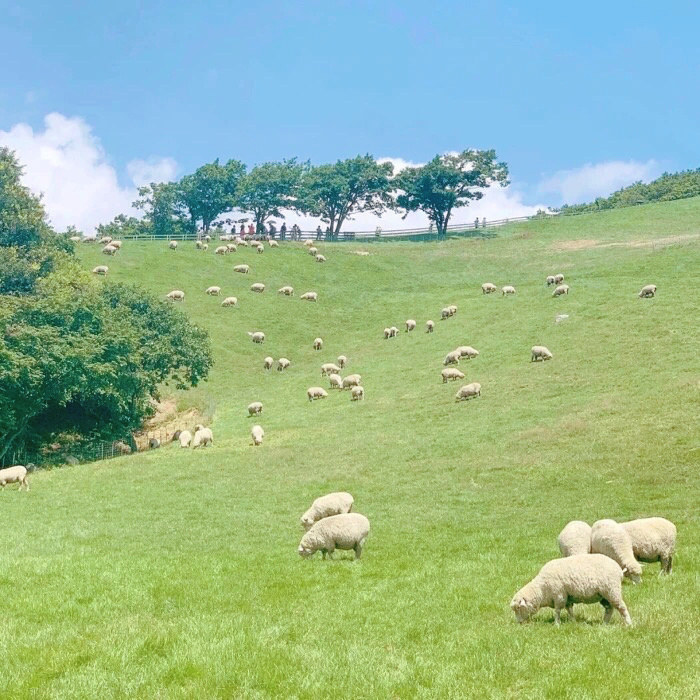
[2,0,699,231]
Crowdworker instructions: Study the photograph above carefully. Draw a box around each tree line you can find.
[98,150,510,240]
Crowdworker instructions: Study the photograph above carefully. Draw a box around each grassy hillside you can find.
[2,200,700,698]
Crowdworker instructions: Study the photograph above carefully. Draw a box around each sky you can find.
[1,0,699,233]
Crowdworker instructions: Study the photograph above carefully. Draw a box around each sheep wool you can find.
[553,274,565,284]
[502,285,516,295]
[179,430,192,448]
[456,383,481,401]
[102,245,117,255]
[169,241,178,250]
[92,266,109,275]
[591,519,643,583]
[221,296,238,307]
[443,350,461,366]
[263,357,274,370]
[192,426,213,448]
[337,355,347,369]
[620,517,676,574]
[426,320,434,332]
[313,338,323,350]
[351,386,364,401]
[546,275,556,286]
[248,401,263,416]
[234,264,250,274]
[278,286,294,296]
[441,368,465,383]
[301,292,318,302]
[531,346,553,362]
[251,425,264,446]
[321,363,341,376]
[328,373,343,389]
[248,331,265,344]
[405,319,416,332]
[552,284,569,297]
[482,282,497,294]
[205,286,221,296]
[277,358,290,371]
[316,254,326,263]
[557,521,592,557]
[300,492,355,529]
[456,346,479,359]
[298,513,370,559]
[638,284,657,298]
[166,290,185,302]
[250,283,265,293]
[0,465,29,491]
[341,374,361,389]
[215,246,228,255]
[307,387,328,401]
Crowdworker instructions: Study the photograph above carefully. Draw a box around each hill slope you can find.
[3,200,700,698]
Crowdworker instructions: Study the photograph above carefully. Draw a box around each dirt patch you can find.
[134,399,205,450]
[552,239,601,251]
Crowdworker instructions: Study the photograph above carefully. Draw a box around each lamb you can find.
[250,283,266,293]
[531,345,553,362]
[337,355,347,369]
[313,338,323,350]
[248,331,265,344]
[307,387,328,401]
[321,363,341,376]
[0,465,29,491]
[102,245,117,255]
[482,282,497,294]
[341,374,361,389]
[251,424,264,446]
[301,292,318,302]
[233,264,250,274]
[205,286,221,296]
[278,286,294,296]
[166,290,185,302]
[215,245,228,255]
[192,425,213,448]
[510,554,632,626]
[455,383,481,401]
[308,246,318,256]
[554,274,565,285]
[328,373,343,389]
[502,285,516,295]
[443,350,461,366]
[247,401,263,416]
[178,430,192,447]
[552,284,569,297]
[169,241,178,250]
[277,358,290,371]
[456,346,479,359]
[590,519,643,583]
[300,492,355,529]
[426,320,434,332]
[298,513,370,559]
[441,368,465,383]
[546,275,556,286]
[92,265,109,275]
[315,254,326,263]
[638,284,657,298]
[221,296,238,307]
[405,319,416,332]
[351,385,364,401]
[263,357,274,370]
[620,517,676,574]
[557,521,592,557]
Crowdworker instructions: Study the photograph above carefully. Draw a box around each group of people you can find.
[232,222,304,241]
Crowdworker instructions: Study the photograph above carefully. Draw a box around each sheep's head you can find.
[298,544,314,558]
[300,515,314,530]
[510,597,532,623]
[622,566,642,585]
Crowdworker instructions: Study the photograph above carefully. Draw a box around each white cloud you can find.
[538,159,661,205]
[0,112,177,233]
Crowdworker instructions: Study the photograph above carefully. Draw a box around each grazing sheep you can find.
[301,291,318,302]
[149,438,160,449]
[351,385,364,401]
[456,346,479,359]
[383,328,392,339]
[169,241,178,250]
[166,290,185,302]
[215,245,228,255]
[102,245,117,255]
[591,519,643,583]
[443,350,461,366]
[426,320,434,332]
[277,358,290,371]
[341,374,362,389]
[510,554,632,626]
[303,240,314,247]
[263,357,274,370]
[620,517,677,574]
[248,331,265,344]
[300,492,355,529]
[546,275,556,286]
[328,373,343,390]
[405,319,416,332]
[278,286,294,296]
[226,244,237,252]
[638,284,657,298]
[316,254,326,263]
[269,240,279,248]
[233,264,250,274]
[455,382,481,401]
[171,430,181,442]
[390,326,399,337]
[239,239,249,247]
[313,338,323,350]
[256,245,264,254]
[251,424,264,446]
[552,284,569,297]
[110,240,123,249]
[204,235,211,243]
[205,286,221,296]
[113,441,131,455]
[195,240,204,249]
[99,236,112,245]
[202,243,208,251]
[0,465,29,491]
[440,308,451,320]
[308,246,318,256]
[531,345,553,362]
[92,265,109,276]
[250,283,266,293]
[448,305,458,316]
[355,250,370,256]
[247,401,263,416]
[192,425,213,448]
[337,355,347,369]
[554,274,565,285]
[502,285,516,295]
[482,282,497,294]
[178,430,192,448]
[321,363,341,376]
[298,513,370,560]
[558,521,592,557]
[221,296,238,307]
[441,368,465,383]
[307,387,329,401]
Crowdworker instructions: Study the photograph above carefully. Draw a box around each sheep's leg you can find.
[566,604,575,621]
[601,600,613,624]
[354,542,363,559]
[661,555,672,574]
[553,607,562,625]
[615,602,632,626]
[321,550,327,560]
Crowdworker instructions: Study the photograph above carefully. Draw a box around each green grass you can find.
[2,198,700,698]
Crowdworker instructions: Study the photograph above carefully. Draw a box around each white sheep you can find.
[269,240,279,248]
[263,357,274,370]
[441,368,465,383]
[440,308,451,320]
[0,465,29,491]
[195,240,204,249]
[482,282,497,294]
[337,355,347,369]
[205,286,221,296]
[620,517,676,574]
[591,519,643,584]
[390,326,399,337]
[531,345,553,362]
[354,251,370,256]
[110,240,123,249]
[502,285,516,295]
[510,554,632,626]
[321,363,341,376]
[405,319,416,332]
[92,265,109,276]
[166,290,185,302]
[300,492,354,529]
[102,245,117,256]
[204,235,211,243]
[169,241,178,250]
[69,235,81,242]
[277,358,290,371]
[426,320,434,333]
[221,296,238,307]
[256,245,264,254]
[178,430,192,447]
[298,513,370,559]
[250,283,266,293]
[202,243,208,251]
[233,264,250,274]
[307,386,329,401]
[248,331,265,344]
[192,425,213,448]
[443,350,461,366]
[278,286,294,296]
[456,346,479,359]
[552,284,569,297]
[341,374,362,389]
[303,240,314,248]
[557,521,592,557]
[328,373,343,390]
[247,401,263,416]
[226,244,237,253]
[351,385,364,401]
[316,254,326,263]
[99,236,112,244]
[546,275,556,286]
[301,291,318,302]
[383,328,392,339]
[638,284,657,298]
[251,425,264,446]
[448,305,458,316]
[554,274,565,284]
[215,245,228,255]
[308,246,318,256]
[455,382,481,401]
[313,338,323,350]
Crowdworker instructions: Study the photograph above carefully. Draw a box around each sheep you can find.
[355,251,370,256]
[256,245,264,254]
[456,346,479,359]
[149,438,160,449]
[300,492,355,529]
[247,401,263,416]
[510,554,632,626]
[308,246,318,256]
[69,235,82,243]
[307,387,329,401]
[277,358,290,371]
[443,350,461,366]
[441,368,465,383]
[447,305,458,316]
[502,285,516,295]
[0,465,29,491]
[250,283,266,293]
[390,326,399,337]
[316,254,326,263]
[278,286,294,296]
[620,517,676,574]
[303,240,314,247]
[178,430,192,447]
[195,240,204,249]
[102,245,117,256]
[205,286,221,296]
[92,265,109,276]
[301,291,318,302]
[110,240,123,250]
[248,331,265,344]
[169,241,178,250]
[557,521,592,557]
[215,245,228,255]
[321,363,341,376]
[99,236,112,245]
[166,290,185,302]
[455,382,481,401]
[351,385,364,401]
[554,274,565,285]
[192,425,213,448]
[202,243,208,251]
[251,424,264,446]
[383,328,392,339]
[426,320,434,333]
[313,338,323,350]
[114,441,131,455]
[269,240,279,248]
[226,244,237,253]
[341,374,361,389]
[233,264,250,274]
[440,308,451,320]
[328,373,343,390]
[405,319,416,332]
[482,282,497,294]
[531,345,553,362]
[337,355,347,369]
[552,284,569,297]
[638,284,657,298]
[221,296,238,307]
[546,275,556,286]
[591,519,643,583]
[263,357,274,370]
[239,239,249,247]
[171,430,181,442]
[298,513,370,560]
[203,234,211,242]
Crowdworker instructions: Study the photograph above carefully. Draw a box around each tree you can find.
[393,150,509,238]
[96,214,149,240]
[133,181,193,238]
[298,155,394,233]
